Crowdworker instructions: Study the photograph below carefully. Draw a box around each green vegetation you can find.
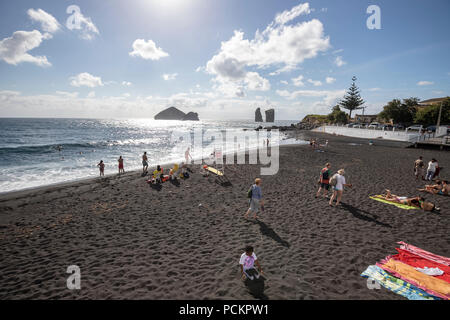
[328,106,349,124]
[378,96,449,126]
[414,97,450,126]
[338,76,365,118]
[378,97,419,124]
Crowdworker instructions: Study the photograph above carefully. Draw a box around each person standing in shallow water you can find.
[142,152,148,173]
[97,160,105,176]
[118,156,124,174]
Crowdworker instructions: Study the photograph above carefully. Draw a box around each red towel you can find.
[390,248,450,283]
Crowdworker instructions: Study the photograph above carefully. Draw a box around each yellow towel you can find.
[370,195,419,210]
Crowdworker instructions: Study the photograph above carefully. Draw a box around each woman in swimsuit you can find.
[382,190,440,211]
[418,180,449,196]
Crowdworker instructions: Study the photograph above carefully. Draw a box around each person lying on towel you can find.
[380,190,440,212]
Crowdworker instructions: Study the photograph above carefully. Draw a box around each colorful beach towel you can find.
[389,248,450,283]
[377,258,450,300]
[369,195,419,210]
[398,241,450,267]
[361,265,440,300]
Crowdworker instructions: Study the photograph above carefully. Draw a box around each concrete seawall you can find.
[313,125,421,142]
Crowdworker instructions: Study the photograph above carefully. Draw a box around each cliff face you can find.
[182,112,199,121]
[255,108,263,122]
[154,107,199,121]
[265,109,275,122]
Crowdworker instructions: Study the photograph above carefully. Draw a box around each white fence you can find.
[313,125,421,142]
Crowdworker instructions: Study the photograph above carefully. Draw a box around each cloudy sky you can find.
[0,0,449,120]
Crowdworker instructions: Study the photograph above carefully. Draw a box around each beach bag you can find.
[329,174,338,187]
[247,185,253,198]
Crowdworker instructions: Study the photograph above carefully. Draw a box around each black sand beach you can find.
[0,132,449,300]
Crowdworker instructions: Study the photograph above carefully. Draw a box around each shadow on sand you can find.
[249,219,290,248]
[149,182,162,192]
[244,276,268,300]
[340,202,392,228]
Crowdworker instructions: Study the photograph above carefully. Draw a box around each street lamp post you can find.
[435,101,443,137]
[436,101,443,128]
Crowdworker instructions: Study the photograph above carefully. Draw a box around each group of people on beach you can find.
[414,156,441,181]
[309,138,328,149]
[315,163,353,206]
[312,158,443,211]
[97,156,125,176]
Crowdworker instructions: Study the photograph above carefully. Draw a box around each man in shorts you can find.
[414,156,425,180]
[316,163,331,198]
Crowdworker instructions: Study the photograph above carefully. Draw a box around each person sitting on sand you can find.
[169,163,179,180]
[329,169,352,206]
[244,178,264,219]
[118,156,124,174]
[142,152,149,173]
[180,162,189,179]
[239,246,263,281]
[381,190,440,211]
[151,165,164,184]
[316,163,331,198]
[97,160,105,177]
[200,164,210,177]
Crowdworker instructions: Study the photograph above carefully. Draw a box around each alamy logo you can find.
[67,265,81,290]
[170,127,279,175]
[366,277,381,290]
[66,5,82,30]
[366,5,381,30]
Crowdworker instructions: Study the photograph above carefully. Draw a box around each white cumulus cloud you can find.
[204,2,330,97]
[274,3,311,25]
[162,73,178,81]
[129,39,169,60]
[308,79,322,86]
[325,77,336,84]
[70,72,103,87]
[27,9,61,34]
[334,56,346,67]
[292,75,305,87]
[0,30,51,66]
[417,81,434,86]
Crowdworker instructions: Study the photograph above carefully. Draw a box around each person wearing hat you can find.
[329,169,352,206]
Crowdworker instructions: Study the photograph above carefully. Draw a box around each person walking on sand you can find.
[118,156,125,174]
[414,156,425,180]
[316,163,331,198]
[329,169,352,206]
[239,246,263,281]
[244,178,264,219]
[426,158,438,181]
[142,152,148,173]
[97,160,105,177]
